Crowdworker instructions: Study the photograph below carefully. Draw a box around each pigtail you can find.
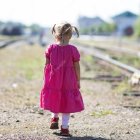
[73,26,79,37]
[51,24,56,35]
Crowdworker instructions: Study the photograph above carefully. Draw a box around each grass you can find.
[72,38,122,48]
[84,55,94,62]
[0,35,11,40]
[1,45,45,80]
[113,80,132,94]
[0,35,24,41]
[16,49,44,80]
[0,44,45,109]
[72,37,140,48]
[90,110,115,118]
[81,53,123,76]
[116,55,140,69]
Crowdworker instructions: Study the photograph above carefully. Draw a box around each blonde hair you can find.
[52,22,79,40]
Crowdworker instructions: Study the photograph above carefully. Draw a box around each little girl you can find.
[40,22,84,136]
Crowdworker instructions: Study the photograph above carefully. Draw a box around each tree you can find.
[79,23,116,35]
[1,22,24,36]
[79,27,91,35]
[134,16,140,38]
[29,24,41,35]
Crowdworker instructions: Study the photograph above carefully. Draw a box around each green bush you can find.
[134,16,140,38]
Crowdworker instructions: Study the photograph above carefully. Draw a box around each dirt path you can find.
[0,44,140,140]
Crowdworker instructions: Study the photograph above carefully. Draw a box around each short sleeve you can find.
[45,45,52,59]
[72,46,80,62]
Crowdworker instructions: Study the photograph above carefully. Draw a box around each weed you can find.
[113,80,132,94]
[90,110,115,118]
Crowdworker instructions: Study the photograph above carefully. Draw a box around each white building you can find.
[112,11,138,36]
[78,16,105,28]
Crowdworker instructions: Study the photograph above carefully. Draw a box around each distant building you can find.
[0,22,23,36]
[78,16,105,28]
[112,11,138,36]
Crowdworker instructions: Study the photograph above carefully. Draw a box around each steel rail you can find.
[78,45,140,74]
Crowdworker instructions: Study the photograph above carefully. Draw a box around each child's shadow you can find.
[61,137,109,140]
[53,132,110,140]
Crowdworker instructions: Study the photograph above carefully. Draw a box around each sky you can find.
[0,0,140,27]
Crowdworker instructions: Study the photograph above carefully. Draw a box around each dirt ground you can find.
[0,42,140,140]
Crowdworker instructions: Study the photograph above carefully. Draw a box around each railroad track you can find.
[78,45,140,73]
[0,40,17,48]
[78,45,140,85]
[75,41,140,57]
[0,38,25,49]
[79,44,140,109]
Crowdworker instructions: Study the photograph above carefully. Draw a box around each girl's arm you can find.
[74,61,80,88]
[45,57,50,65]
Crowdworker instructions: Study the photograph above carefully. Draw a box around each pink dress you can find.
[40,44,84,113]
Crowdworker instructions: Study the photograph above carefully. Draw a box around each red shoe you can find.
[60,126,71,136]
[50,117,59,129]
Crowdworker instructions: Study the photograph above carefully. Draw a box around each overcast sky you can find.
[0,0,139,27]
